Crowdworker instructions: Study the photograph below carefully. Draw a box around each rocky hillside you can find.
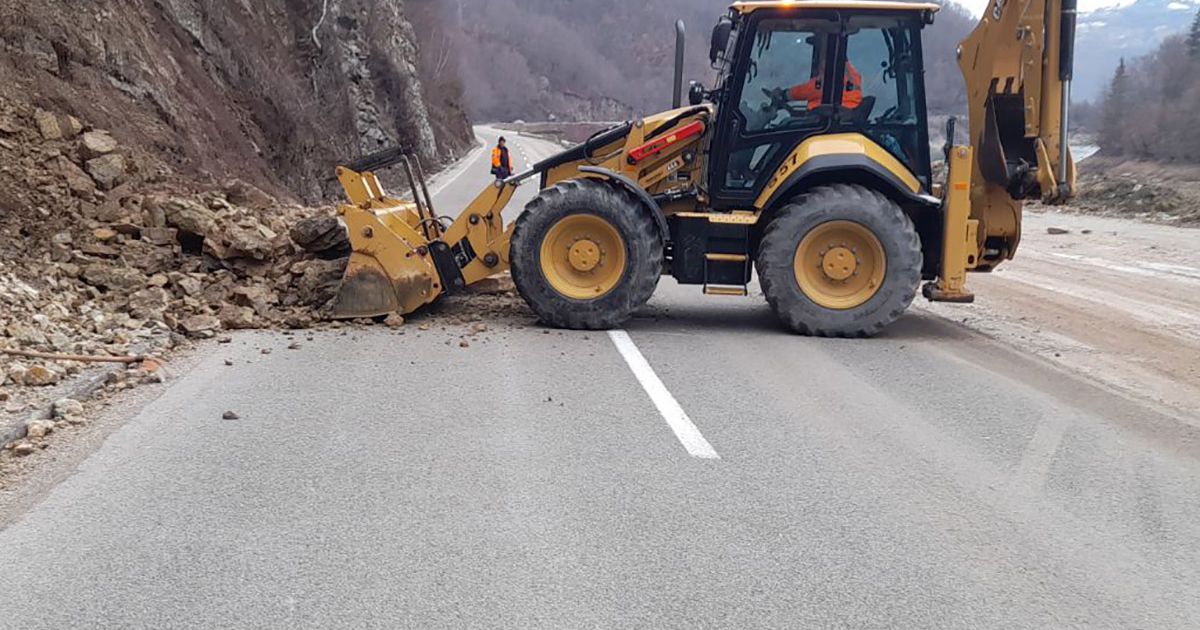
[0,0,475,433]
[0,0,472,203]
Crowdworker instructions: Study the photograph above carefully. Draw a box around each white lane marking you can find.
[1033,252,1200,285]
[1141,261,1200,281]
[607,330,720,460]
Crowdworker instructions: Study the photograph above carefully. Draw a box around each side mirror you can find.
[688,81,707,106]
[709,17,733,65]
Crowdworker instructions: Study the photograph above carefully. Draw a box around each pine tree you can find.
[1189,10,1200,59]
[1100,58,1130,155]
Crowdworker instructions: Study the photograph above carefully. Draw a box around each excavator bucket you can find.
[330,253,402,319]
[329,149,446,320]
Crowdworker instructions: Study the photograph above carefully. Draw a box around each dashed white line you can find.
[607,330,720,460]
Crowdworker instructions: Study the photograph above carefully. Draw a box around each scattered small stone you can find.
[1081,229,1093,235]
[222,411,240,420]
[261,348,272,355]
[459,340,470,348]
[25,419,55,439]
[217,336,233,344]
[53,398,85,420]
[224,359,234,366]
[418,324,430,331]
[22,365,61,387]
[11,441,37,457]
[1047,227,1071,235]
[384,314,406,329]
[470,323,488,334]
[287,342,301,350]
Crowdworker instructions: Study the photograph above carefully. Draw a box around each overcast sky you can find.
[951,0,1138,16]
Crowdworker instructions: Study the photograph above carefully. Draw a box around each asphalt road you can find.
[1,127,1199,629]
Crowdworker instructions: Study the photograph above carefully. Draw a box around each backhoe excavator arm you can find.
[928,0,1077,301]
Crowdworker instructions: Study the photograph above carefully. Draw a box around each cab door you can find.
[708,11,841,210]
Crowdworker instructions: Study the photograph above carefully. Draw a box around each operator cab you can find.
[703,1,938,210]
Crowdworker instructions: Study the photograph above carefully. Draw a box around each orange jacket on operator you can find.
[787,61,864,109]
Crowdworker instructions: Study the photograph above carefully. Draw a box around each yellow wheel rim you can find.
[540,214,626,299]
[794,220,886,310]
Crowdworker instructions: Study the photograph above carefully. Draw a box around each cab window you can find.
[723,18,835,192]
[738,20,832,134]
[841,16,929,182]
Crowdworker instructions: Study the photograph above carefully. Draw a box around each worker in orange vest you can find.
[771,61,864,110]
[491,137,513,180]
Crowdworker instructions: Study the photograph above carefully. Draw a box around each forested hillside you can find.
[438,0,978,122]
[1097,11,1200,161]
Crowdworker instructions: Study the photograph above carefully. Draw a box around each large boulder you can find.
[85,154,127,190]
[223,179,276,210]
[57,157,96,197]
[206,223,273,261]
[163,198,218,237]
[81,263,147,291]
[34,109,63,140]
[80,130,118,158]
[126,287,170,320]
[289,216,350,257]
[178,314,221,337]
[292,258,348,307]
[217,304,257,330]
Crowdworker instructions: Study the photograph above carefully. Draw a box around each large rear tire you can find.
[510,179,663,330]
[757,184,922,337]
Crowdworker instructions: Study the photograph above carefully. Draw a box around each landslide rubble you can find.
[0,100,351,438]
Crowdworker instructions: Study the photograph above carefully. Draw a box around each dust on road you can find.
[919,209,1200,422]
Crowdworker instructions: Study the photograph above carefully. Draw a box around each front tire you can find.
[510,179,663,330]
[757,184,922,337]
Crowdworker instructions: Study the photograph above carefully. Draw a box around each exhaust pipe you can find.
[673,20,686,108]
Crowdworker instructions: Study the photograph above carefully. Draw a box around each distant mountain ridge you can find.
[1074,0,1200,100]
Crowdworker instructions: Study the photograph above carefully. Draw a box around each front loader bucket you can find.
[330,253,402,319]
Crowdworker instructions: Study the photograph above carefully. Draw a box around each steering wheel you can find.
[762,87,789,112]
[760,87,810,120]
[878,105,899,122]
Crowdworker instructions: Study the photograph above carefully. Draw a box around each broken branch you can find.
[1,348,150,365]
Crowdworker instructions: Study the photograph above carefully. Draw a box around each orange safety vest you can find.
[788,61,863,110]
[492,146,511,170]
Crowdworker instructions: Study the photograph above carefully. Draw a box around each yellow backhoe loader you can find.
[330,0,1077,337]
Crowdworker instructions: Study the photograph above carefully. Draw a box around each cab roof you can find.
[731,1,941,13]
